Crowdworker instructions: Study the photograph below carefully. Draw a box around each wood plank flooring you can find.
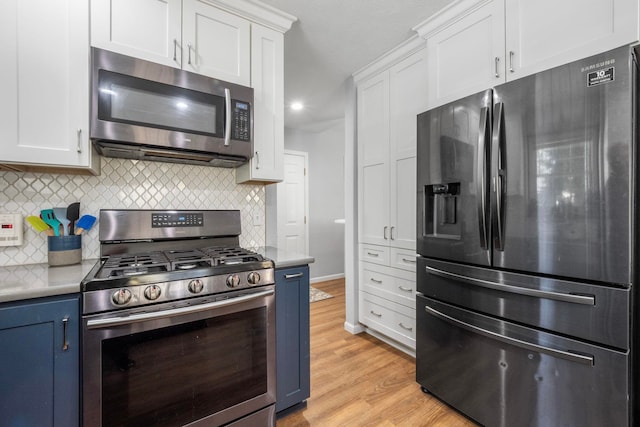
[276,279,478,427]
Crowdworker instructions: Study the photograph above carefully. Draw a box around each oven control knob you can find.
[188,279,204,294]
[112,288,132,306]
[247,272,261,285]
[226,274,240,288]
[144,285,162,300]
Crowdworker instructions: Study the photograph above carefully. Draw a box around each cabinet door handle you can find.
[399,322,413,331]
[285,272,304,279]
[509,51,515,73]
[187,42,192,65]
[494,56,500,78]
[62,317,69,351]
[370,278,382,284]
[366,252,379,257]
[76,129,82,153]
[390,226,395,240]
[383,226,388,240]
[255,151,260,169]
[402,258,416,263]
[370,310,382,317]
[398,285,413,293]
[173,39,178,63]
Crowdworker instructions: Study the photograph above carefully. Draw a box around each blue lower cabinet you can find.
[275,266,310,413]
[0,295,80,427]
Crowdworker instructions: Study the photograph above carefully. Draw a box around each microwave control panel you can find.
[232,101,251,142]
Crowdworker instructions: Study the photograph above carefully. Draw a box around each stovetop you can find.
[95,247,265,279]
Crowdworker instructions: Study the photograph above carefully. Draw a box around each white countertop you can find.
[255,246,314,269]
[0,246,313,304]
[0,259,97,304]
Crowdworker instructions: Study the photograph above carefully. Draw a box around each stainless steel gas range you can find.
[81,209,276,427]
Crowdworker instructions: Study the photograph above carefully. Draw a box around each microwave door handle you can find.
[224,88,231,146]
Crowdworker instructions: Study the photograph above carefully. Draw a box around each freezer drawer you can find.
[416,295,629,427]
[418,258,630,349]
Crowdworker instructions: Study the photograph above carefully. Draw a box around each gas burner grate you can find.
[98,251,171,279]
[165,249,214,270]
[201,246,264,265]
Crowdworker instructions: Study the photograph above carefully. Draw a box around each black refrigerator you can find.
[416,45,637,426]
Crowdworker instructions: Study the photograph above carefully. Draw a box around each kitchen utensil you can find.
[67,202,80,235]
[26,215,54,236]
[41,209,61,236]
[74,215,96,235]
[53,207,70,236]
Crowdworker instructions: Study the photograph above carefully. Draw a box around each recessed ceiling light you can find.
[291,101,304,111]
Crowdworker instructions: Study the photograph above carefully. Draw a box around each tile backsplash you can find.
[0,157,265,266]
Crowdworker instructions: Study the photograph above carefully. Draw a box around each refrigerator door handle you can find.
[477,106,490,249]
[425,265,596,305]
[491,102,506,251]
[424,305,595,366]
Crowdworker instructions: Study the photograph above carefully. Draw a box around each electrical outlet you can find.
[0,213,23,247]
[253,212,264,226]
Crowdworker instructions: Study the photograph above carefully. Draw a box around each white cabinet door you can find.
[91,0,182,68]
[358,73,390,246]
[237,24,283,183]
[426,0,504,109]
[388,51,427,250]
[183,0,250,84]
[0,0,96,171]
[505,0,639,80]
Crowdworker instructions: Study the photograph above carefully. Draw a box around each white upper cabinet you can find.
[505,0,638,80]
[236,24,284,183]
[0,0,98,173]
[91,0,251,85]
[182,2,250,84]
[417,0,639,108]
[91,0,182,68]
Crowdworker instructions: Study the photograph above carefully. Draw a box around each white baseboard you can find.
[310,273,345,284]
[363,328,416,358]
[344,321,365,334]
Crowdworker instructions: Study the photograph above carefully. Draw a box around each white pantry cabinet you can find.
[236,24,284,183]
[91,0,251,85]
[417,0,639,108]
[353,37,427,353]
[0,0,98,174]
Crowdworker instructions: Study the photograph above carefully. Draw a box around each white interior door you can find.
[277,150,308,254]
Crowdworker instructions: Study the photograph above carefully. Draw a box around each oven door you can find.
[82,286,275,427]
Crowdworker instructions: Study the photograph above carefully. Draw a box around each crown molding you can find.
[202,0,297,33]
[412,0,492,39]
[352,34,426,83]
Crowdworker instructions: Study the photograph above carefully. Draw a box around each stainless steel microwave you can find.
[90,48,253,168]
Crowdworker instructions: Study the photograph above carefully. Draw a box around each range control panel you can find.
[231,101,251,142]
[152,212,204,228]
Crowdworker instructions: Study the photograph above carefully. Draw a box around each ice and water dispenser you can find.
[424,182,461,238]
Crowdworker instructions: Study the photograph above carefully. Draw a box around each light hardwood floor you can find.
[276,279,478,427]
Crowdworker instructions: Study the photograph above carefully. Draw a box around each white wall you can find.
[283,119,345,281]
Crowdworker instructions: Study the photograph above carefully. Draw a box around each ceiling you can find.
[258,0,455,129]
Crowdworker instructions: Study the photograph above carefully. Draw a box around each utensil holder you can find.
[48,235,81,266]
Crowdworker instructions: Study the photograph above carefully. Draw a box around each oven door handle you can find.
[86,289,274,329]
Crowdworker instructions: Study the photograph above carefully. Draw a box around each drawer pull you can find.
[285,273,304,279]
[370,278,382,284]
[399,322,413,331]
[62,317,69,351]
[398,285,413,293]
[370,310,382,317]
[367,252,379,257]
[402,257,417,263]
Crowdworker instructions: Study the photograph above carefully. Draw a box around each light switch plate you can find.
[0,213,23,247]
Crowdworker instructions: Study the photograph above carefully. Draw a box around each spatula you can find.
[67,202,80,235]
[26,215,54,236]
[53,207,70,236]
[74,215,96,235]
[41,209,62,236]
